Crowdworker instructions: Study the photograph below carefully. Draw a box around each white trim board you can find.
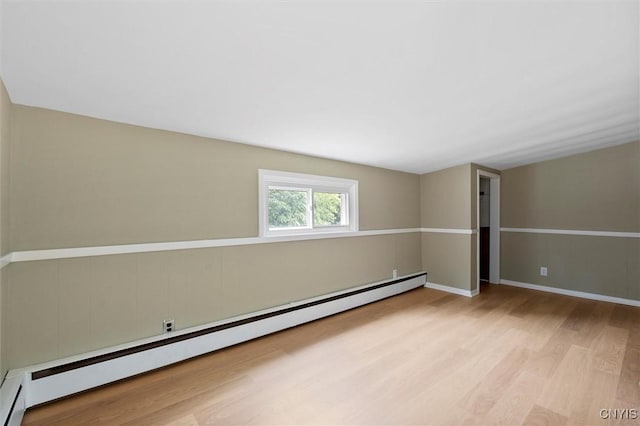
[421,228,475,235]
[10,227,634,266]
[7,273,426,408]
[500,279,640,307]
[501,227,640,238]
[0,227,478,268]
[424,281,478,298]
[477,169,500,179]
[476,169,501,291]
[7,228,423,264]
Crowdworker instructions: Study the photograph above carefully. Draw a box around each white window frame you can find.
[259,169,359,237]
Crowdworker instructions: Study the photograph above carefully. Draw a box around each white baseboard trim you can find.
[8,273,425,409]
[500,279,640,307]
[424,281,477,298]
[0,372,26,426]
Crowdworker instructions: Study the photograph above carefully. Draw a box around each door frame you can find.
[476,169,501,292]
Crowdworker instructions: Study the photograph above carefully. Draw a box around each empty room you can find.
[0,1,639,425]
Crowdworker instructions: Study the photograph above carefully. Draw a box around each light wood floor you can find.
[23,284,640,425]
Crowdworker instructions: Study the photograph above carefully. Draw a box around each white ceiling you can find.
[2,1,639,174]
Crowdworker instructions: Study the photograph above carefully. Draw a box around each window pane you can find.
[259,169,358,237]
[268,188,309,228]
[313,192,346,226]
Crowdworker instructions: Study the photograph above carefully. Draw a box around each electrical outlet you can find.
[540,267,548,277]
[163,319,175,333]
[392,269,398,279]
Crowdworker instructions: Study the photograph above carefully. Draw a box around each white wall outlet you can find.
[163,319,175,333]
[540,267,548,277]
[392,269,398,279]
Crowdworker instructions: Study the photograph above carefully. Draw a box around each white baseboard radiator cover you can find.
[0,374,24,426]
[1,272,426,422]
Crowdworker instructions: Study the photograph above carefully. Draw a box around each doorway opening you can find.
[476,170,500,293]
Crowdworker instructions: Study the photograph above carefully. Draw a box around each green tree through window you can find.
[268,189,308,227]
[260,169,358,236]
[267,190,344,229]
[313,192,342,226]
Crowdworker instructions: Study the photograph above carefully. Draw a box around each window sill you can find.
[261,228,359,240]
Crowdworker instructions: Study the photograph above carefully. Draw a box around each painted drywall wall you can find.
[11,106,420,250]
[7,233,422,367]
[419,163,500,292]
[6,106,422,369]
[421,232,471,290]
[0,79,10,378]
[420,164,471,230]
[501,141,640,300]
[420,164,473,290]
[502,141,639,232]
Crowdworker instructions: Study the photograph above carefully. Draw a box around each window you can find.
[259,169,358,237]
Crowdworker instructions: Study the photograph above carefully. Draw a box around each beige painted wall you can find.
[419,163,500,291]
[420,164,474,290]
[7,233,423,368]
[502,142,639,232]
[11,106,420,250]
[0,79,10,377]
[501,141,640,300]
[502,232,639,300]
[421,233,471,290]
[420,164,471,229]
[6,106,423,369]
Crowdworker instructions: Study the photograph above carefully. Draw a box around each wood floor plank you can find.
[590,325,629,376]
[521,405,568,426]
[161,414,199,426]
[21,285,640,426]
[561,301,597,332]
[458,345,534,424]
[509,294,553,318]
[572,302,615,349]
[427,293,459,307]
[615,343,640,406]
[483,371,546,426]
[536,345,590,417]
[625,328,640,350]
[567,369,619,426]
[512,295,578,351]
[525,327,576,378]
[609,304,640,331]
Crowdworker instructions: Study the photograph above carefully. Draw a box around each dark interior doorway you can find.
[479,177,490,282]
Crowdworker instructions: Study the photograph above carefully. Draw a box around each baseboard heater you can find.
[0,374,25,426]
[11,272,426,410]
[5,386,22,426]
